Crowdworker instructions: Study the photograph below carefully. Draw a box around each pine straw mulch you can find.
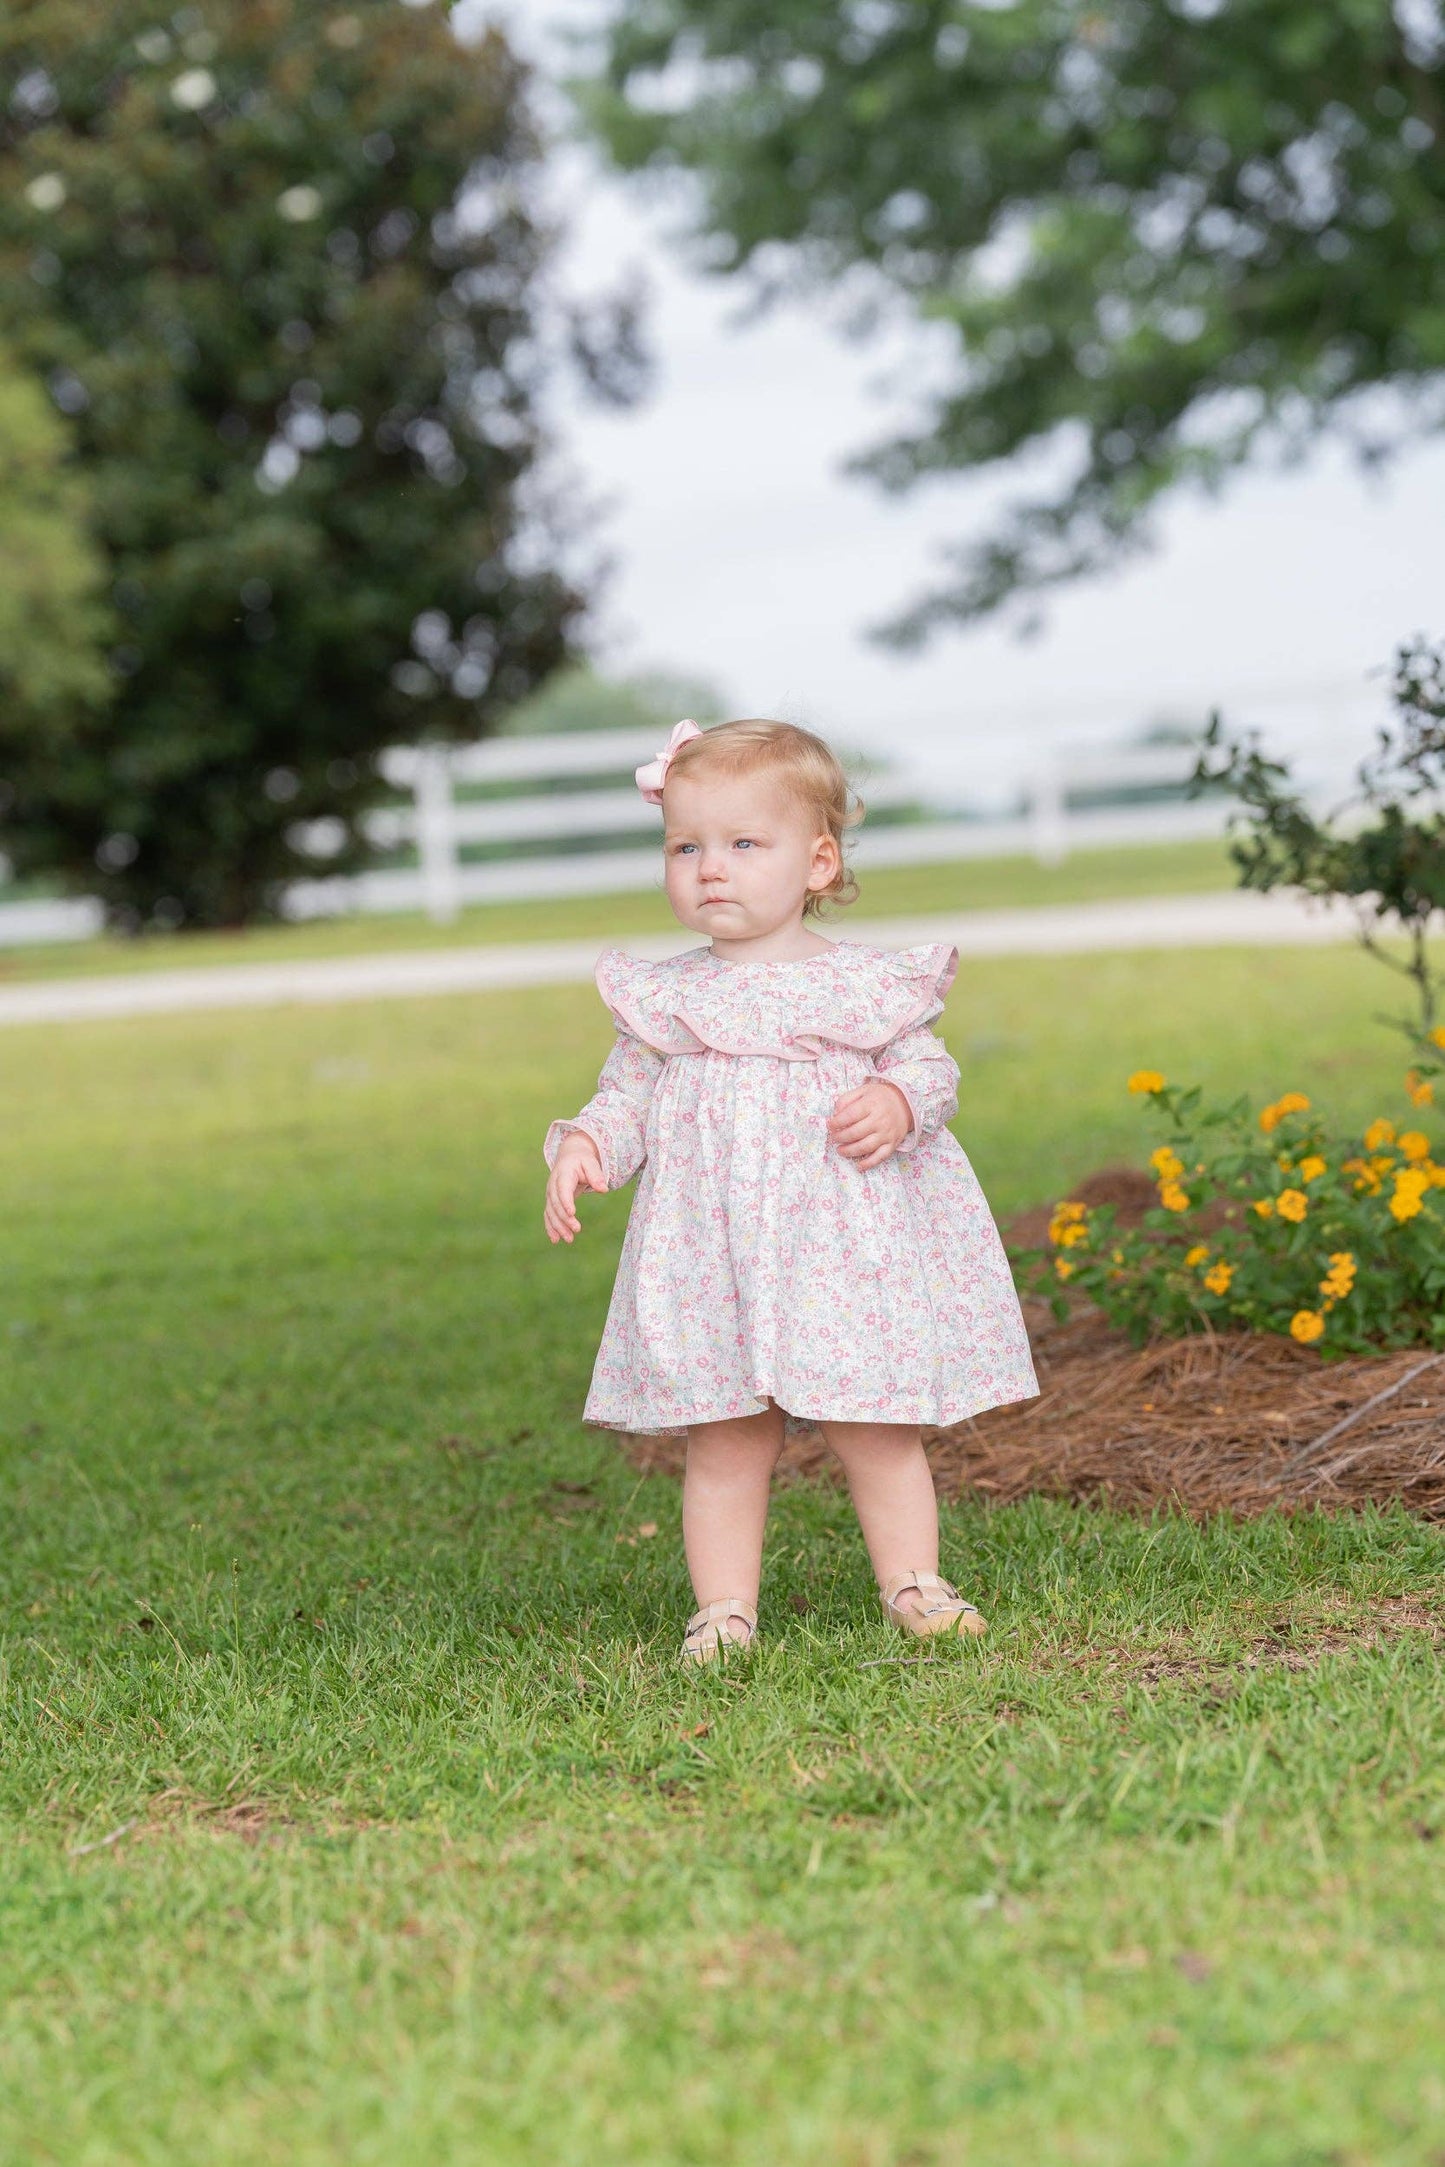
[920,1306,1445,1519]
[624,1168,1445,1520]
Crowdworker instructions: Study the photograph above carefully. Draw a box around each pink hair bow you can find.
[635,718,703,805]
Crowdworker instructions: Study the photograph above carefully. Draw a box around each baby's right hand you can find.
[544,1134,606,1245]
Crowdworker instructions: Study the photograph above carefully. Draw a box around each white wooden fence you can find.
[282,731,1234,923]
[1023,743,1228,867]
[0,730,1237,945]
[284,728,936,924]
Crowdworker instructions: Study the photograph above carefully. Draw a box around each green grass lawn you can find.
[3,942,1443,2165]
[0,837,1235,983]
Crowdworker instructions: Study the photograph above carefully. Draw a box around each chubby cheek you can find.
[663,859,696,914]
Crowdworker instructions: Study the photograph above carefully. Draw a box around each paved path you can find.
[0,890,1356,1029]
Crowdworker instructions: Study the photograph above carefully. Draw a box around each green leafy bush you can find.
[1195,640,1445,1049]
[1020,1067,1445,1354]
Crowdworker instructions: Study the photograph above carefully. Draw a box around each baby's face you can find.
[662,771,838,944]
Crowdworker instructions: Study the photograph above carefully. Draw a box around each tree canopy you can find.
[583,0,1445,638]
[0,0,620,926]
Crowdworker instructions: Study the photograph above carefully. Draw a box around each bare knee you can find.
[687,1406,787,1470]
[818,1420,924,1474]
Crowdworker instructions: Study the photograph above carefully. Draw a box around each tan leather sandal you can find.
[681,1598,758,1665]
[881,1570,987,1640]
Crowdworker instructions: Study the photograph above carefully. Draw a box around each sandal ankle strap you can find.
[685,1597,758,1638]
[881,1570,966,1617]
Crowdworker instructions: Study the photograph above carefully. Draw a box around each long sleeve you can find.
[543,1029,666,1191]
[874,1022,959,1153]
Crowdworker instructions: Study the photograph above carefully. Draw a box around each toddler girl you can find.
[543,719,1037,1660]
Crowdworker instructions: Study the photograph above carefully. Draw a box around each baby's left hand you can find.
[827,1078,913,1171]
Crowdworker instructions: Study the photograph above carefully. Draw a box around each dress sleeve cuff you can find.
[878,1077,924,1154]
[543,1119,612,1189]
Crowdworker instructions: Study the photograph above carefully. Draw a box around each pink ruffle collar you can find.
[595,940,958,1059]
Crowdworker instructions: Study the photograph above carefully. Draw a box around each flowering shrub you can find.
[1025,1063,1445,1353]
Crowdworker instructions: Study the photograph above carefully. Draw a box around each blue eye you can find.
[733,838,754,850]
[672,842,698,855]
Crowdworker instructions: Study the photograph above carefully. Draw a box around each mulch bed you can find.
[624,1167,1445,1519]
[923,1306,1445,1518]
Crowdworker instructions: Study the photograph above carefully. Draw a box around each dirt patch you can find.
[132,1787,301,1843]
[1045,1593,1443,1690]
[64,1790,304,1859]
[203,1799,292,1842]
[624,1302,1445,1519]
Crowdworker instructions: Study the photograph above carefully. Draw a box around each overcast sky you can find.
[491,0,1445,809]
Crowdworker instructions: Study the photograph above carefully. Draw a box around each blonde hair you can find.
[663,719,864,917]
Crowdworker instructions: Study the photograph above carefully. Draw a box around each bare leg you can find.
[682,1404,787,1638]
[816,1420,939,1612]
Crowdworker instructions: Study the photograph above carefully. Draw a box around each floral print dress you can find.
[544,940,1038,1436]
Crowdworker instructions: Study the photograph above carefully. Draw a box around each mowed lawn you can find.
[2,941,1443,2166]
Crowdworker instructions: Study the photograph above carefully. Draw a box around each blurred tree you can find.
[0,345,112,726]
[0,1,640,927]
[583,0,1445,639]
[502,660,729,733]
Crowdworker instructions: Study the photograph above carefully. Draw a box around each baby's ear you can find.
[807,833,840,887]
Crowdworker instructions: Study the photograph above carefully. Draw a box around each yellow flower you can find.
[1289,1310,1325,1344]
[1203,1262,1233,1295]
[1158,1181,1190,1213]
[1343,1156,1381,1194]
[1320,1250,1356,1302]
[1048,1200,1088,1246]
[1431,1027,1445,1050]
[1363,1118,1396,1153]
[1399,1131,1431,1163]
[1296,1155,1326,1183]
[1261,1090,1312,1132]
[1276,1188,1308,1223]
[1429,1163,1445,1189]
[1111,1248,1125,1265]
[1055,1257,1075,1279]
[1325,1250,1356,1282]
[1128,1069,1166,1095]
[1150,1145,1184,1181]
[1389,1166,1429,1221]
[1252,1198,1275,1218]
[1406,1071,1435,1109]
[1184,1244,1210,1267]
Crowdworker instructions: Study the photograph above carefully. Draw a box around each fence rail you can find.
[0,730,1249,947]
